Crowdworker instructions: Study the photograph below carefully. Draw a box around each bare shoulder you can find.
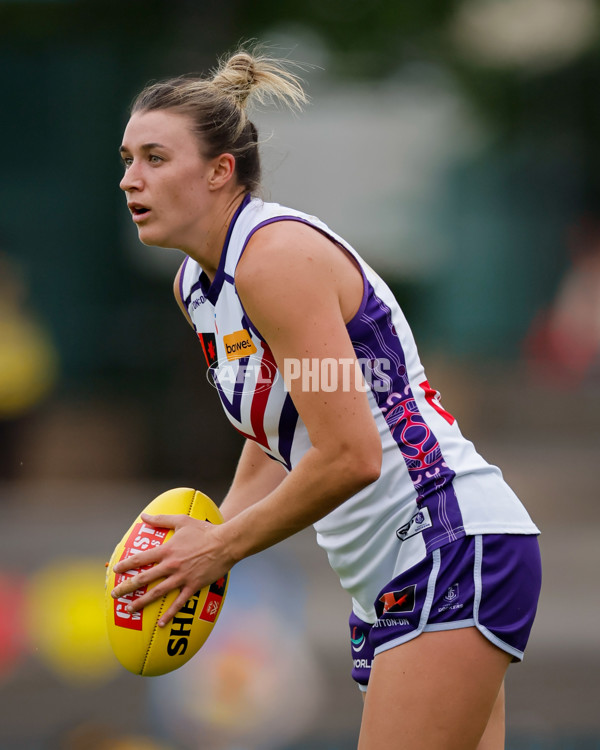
[235,219,354,297]
[234,221,341,342]
[235,219,362,326]
[237,220,330,278]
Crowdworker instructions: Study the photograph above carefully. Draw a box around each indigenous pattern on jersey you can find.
[180,196,539,622]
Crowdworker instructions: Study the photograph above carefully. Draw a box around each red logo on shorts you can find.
[379,585,416,614]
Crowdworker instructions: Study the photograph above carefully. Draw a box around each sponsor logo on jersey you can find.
[198,332,218,367]
[379,585,416,615]
[396,507,432,541]
[373,617,410,628]
[420,379,455,425]
[223,329,257,361]
[350,625,367,653]
[190,294,207,310]
[353,658,372,670]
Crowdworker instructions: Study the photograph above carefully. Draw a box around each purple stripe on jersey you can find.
[187,271,211,304]
[206,193,252,305]
[179,256,190,304]
[237,309,265,343]
[213,356,246,423]
[277,392,299,471]
[347,284,464,553]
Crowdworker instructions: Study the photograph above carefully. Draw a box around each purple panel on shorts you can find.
[349,611,374,686]
[348,534,542,688]
[428,535,476,625]
[478,534,542,656]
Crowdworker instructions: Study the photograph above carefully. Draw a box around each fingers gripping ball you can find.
[105,488,229,676]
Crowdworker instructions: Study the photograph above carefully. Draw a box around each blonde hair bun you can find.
[211,47,308,111]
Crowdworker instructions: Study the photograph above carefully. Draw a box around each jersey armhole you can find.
[233,216,368,340]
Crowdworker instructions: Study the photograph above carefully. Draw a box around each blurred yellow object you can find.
[0,311,58,418]
[26,557,118,684]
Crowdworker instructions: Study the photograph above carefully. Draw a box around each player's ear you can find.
[208,153,236,190]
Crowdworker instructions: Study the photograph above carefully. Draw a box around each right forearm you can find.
[219,439,287,521]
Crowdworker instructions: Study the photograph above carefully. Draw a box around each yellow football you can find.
[104,487,229,676]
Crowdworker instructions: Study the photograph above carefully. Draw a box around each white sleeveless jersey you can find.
[180,196,539,622]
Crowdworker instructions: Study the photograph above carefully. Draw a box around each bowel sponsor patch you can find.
[223,330,257,361]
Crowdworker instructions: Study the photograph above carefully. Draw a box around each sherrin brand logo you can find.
[223,329,257,361]
[167,590,201,656]
[167,575,228,656]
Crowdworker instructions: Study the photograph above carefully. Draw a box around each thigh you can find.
[358,627,511,750]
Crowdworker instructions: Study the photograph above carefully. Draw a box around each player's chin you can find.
[137,227,170,249]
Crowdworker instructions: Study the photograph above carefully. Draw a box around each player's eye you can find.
[149,154,163,164]
[122,156,133,168]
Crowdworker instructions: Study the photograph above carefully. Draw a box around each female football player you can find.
[112,47,541,750]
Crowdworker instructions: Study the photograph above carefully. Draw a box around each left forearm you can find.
[221,441,381,564]
[219,439,287,522]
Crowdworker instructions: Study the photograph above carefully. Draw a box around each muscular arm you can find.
[112,222,381,623]
[219,439,287,521]
[219,222,382,561]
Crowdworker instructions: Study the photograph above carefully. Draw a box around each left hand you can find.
[111,512,233,627]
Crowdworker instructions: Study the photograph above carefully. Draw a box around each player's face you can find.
[119,109,213,250]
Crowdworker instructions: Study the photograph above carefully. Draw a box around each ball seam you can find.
[140,488,196,676]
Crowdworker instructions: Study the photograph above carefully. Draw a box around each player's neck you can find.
[183,191,247,280]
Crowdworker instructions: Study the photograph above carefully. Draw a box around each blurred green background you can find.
[1,1,599,749]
